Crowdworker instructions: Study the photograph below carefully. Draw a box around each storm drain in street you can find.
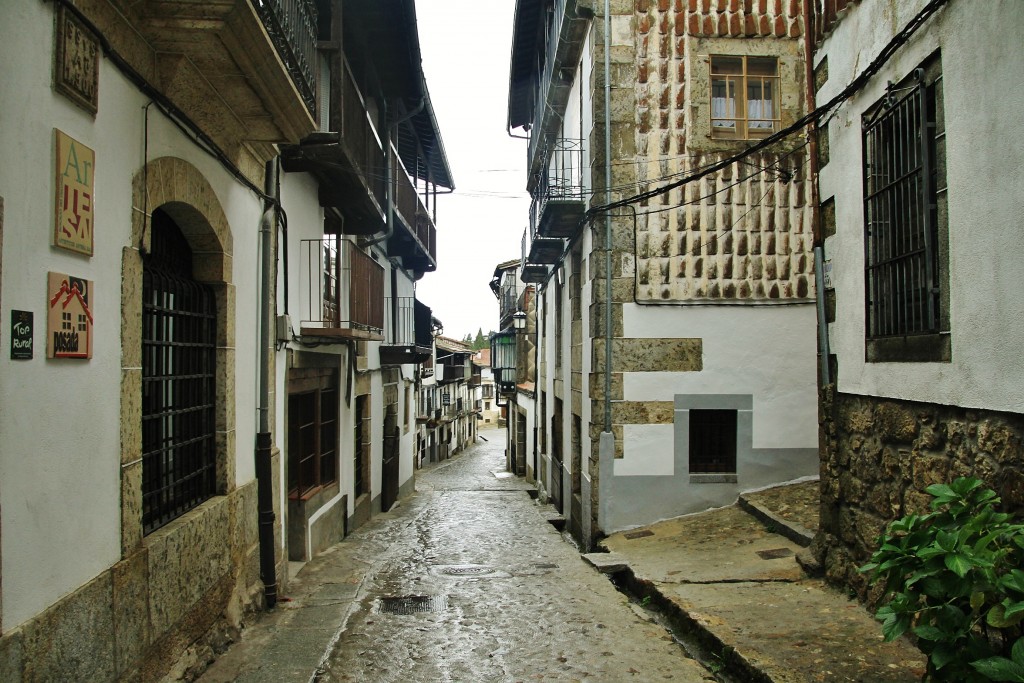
[432,564,511,579]
[755,547,794,560]
[624,530,655,540]
[375,595,448,615]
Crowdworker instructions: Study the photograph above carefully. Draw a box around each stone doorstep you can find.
[581,552,630,574]
[736,494,815,548]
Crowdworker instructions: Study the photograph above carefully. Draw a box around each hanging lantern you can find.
[489,330,517,394]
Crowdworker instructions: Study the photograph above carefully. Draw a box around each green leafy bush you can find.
[861,477,1024,682]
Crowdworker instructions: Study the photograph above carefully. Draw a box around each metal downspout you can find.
[256,160,278,608]
[804,1,830,386]
[603,0,613,433]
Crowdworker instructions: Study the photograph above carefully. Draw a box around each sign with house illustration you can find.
[54,129,95,256]
[47,271,93,359]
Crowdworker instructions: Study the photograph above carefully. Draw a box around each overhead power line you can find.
[586,0,951,217]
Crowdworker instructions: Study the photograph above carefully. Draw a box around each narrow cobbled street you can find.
[316,429,710,682]
[200,427,713,683]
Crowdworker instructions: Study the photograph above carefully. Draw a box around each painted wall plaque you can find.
[11,310,33,360]
[47,272,93,359]
[54,130,95,256]
[54,4,99,114]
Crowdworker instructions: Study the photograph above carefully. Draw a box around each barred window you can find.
[862,54,948,361]
[142,209,217,533]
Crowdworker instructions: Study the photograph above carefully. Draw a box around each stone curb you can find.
[737,494,814,547]
[606,563,775,683]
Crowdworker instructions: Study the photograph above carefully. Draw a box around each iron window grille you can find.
[689,409,737,474]
[142,211,217,534]
[863,63,943,339]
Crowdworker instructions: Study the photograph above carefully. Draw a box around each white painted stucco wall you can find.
[0,1,265,631]
[623,302,819,450]
[818,0,1024,414]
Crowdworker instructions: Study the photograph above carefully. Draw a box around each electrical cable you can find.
[586,0,951,217]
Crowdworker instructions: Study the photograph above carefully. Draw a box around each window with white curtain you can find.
[711,56,780,139]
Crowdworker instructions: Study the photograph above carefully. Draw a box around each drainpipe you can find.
[602,0,613,433]
[364,97,427,250]
[256,160,278,608]
[804,1,831,386]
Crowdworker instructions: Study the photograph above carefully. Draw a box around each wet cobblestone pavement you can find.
[199,428,712,683]
[317,430,712,682]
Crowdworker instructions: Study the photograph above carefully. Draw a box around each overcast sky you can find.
[414,0,530,342]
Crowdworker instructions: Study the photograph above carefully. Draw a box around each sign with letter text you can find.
[47,272,93,359]
[11,310,33,360]
[54,130,95,256]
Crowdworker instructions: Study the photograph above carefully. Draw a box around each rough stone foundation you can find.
[815,388,1024,601]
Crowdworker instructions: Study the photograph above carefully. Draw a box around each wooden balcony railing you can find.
[299,237,384,338]
[392,148,437,264]
[342,60,386,210]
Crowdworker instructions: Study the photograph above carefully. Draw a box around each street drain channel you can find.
[606,569,768,683]
[375,595,448,615]
[755,547,794,560]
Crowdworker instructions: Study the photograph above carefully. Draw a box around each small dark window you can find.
[354,395,369,497]
[689,409,737,474]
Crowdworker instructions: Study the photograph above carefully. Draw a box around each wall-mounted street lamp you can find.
[490,330,517,395]
[512,310,527,331]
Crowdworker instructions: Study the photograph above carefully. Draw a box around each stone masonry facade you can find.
[631,0,814,303]
[815,389,1024,601]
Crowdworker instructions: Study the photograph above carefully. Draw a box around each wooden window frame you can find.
[710,55,781,141]
[287,368,339,500]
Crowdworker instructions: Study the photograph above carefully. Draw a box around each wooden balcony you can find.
[280,58,388,235]
[298,238,384,341]
[379,298,433,366]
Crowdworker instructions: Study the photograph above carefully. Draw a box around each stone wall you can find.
[0,484,264,682]
[632,0,814,304]
[815,389,1024,599]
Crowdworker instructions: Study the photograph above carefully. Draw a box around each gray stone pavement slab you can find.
[602,498,927,683]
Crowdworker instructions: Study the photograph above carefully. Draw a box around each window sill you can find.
[690,473,738,484]
[866,333,951,363]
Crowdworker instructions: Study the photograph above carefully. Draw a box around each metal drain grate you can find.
[756,547,794,560]
[432,564,512,579]
[442,565,493,576]
[624,530,654,540]
[376,595,448,615]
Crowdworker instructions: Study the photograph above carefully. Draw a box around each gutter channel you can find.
[605,568,774,683]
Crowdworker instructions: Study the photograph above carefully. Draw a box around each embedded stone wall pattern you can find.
[632,0,814,303]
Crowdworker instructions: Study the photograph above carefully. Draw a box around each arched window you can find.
[141,208,218,533]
